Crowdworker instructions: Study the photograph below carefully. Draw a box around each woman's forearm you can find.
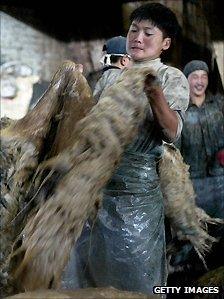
[150,88,178,141]
[144,75,178,142]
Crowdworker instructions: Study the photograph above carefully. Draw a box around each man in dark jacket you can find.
[180,60,224,219]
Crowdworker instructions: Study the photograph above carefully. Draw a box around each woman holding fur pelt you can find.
[65,3,189,294]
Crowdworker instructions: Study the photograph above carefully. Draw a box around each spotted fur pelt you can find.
[159,143,223,263]
[0,61,95,296]
[1,62,154,293]
[0,60,222,296]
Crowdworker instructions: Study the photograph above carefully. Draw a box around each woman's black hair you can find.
[130,2,181,39]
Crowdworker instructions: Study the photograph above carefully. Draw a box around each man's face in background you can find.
[188,70,208,98]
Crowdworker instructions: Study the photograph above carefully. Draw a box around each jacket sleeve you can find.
[161,67,190,141]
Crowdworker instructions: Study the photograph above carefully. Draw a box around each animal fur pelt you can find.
[4,286,158,299]
[1,62,153,294]
[159,143,223,262]
[0,61,95,296]
[1,60,223,296]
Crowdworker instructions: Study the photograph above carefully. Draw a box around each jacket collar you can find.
[103,65,120,73]
[132,58,163,72]
[189,91,214,108]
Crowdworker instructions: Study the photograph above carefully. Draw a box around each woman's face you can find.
[127,20,171,62]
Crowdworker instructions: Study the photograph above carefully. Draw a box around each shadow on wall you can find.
[29,80,50,109]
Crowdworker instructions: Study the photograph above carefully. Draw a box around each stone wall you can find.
[68,39,105,77]
[0,11,107,119]
[1,12,70,81]
[1,12,105,80]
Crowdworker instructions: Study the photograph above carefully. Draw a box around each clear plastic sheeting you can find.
[62,150,167,294]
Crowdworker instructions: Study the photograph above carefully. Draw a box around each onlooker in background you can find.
[169,60,224,286]
[179,60,224,219]
[86,36,131,93]
[93,36,132,100]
